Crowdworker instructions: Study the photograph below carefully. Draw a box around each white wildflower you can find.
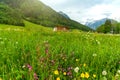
[102,70,107,76]
[115,74,119,80]
[115,74,119,77]
[117,70,120,74]
[22,65,26,68]
[74,67,79,73]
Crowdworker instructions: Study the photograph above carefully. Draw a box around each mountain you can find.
[85,18,109,30]
[58,11,70,19]
[0,0,92,31]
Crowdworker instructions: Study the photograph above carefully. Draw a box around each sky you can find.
[40,0,120,24]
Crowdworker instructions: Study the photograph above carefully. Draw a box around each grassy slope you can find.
[0,21,120,80]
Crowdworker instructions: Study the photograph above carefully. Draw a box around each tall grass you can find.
[0,21,120,80]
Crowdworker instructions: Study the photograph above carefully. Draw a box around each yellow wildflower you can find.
[80,73,85,78]
[83,63,86,67]
[63,72,66,75]
[76,59,79,62]
[85,72,89,78]
[93,74,96,78]
[56,77,60,80]
[54,70,59,75]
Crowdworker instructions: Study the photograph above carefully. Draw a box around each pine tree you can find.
[104,19,112,33]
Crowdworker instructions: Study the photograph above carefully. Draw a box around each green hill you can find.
[0,3,24,26]
[0,0,92,31]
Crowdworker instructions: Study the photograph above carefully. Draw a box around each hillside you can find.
[0,0,92,31]
[0,3,24,26]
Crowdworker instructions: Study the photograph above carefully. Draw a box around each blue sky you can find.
[40,0,120,24]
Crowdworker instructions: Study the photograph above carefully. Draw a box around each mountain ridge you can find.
[85,18,118,30]
[58,11,70,19]
[0,0,92,31]
[85,18,108,30]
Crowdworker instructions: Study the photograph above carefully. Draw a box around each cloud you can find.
[40,0,120,23]
[40,0,67,5]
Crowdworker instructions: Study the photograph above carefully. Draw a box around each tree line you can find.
[96,19,120,34]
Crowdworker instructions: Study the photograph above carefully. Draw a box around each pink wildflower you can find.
[27,64,32,71]
[34,73,39,80]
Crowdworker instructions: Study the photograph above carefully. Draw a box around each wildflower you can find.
[85,72,89,78]
[22,65,26,68]
[76,59,79,62]
[117,70,120,74]
[0,78,2,80]
[56,77,60,80]
[63,72,66,75]
[67,71,72,76]
[83,63,86,67]
[67,67,73,70]
[93,74,96,78]
[74,67,79,73]
[27,64,32,71]
[93,53,97,57]
[115,74,119,80]
[54,70,59,75]
[80,73,85,78]
[34,73,38,80]
[102,70,107,76]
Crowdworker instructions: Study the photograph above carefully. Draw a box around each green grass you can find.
[0,21,120,80]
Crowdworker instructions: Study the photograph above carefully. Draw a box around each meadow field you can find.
[0,21,120,80]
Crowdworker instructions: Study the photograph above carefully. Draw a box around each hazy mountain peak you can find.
[58,11,70,19]
[85,18,115,30]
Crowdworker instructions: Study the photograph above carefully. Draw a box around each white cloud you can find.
[40,0,66,5]
[40,0,120,24]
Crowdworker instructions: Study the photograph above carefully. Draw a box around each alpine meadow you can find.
[0,0,120,80]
